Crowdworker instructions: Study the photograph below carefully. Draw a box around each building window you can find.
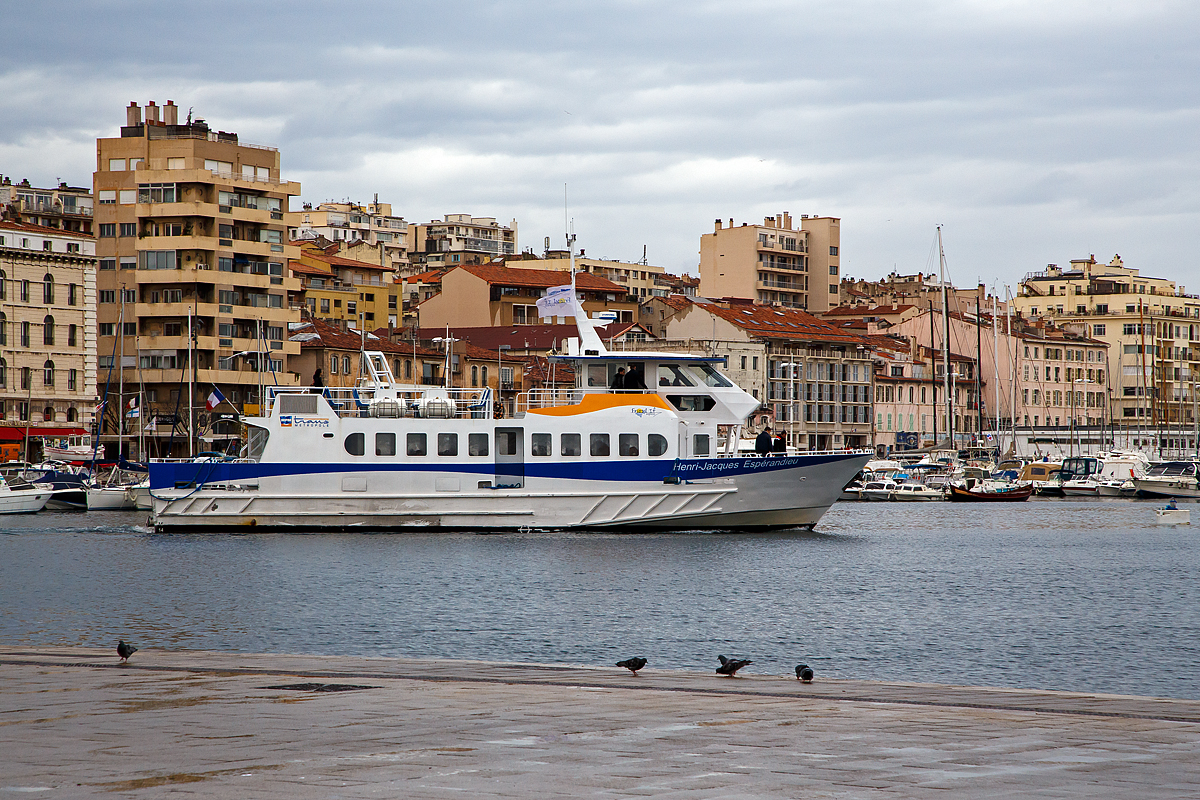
[43,315,54,345]
[330,354,338,374]
[829,246,838,255]
[98,190,116,204]
[21,366,31,390]
[43,360,54,386]
[471,365,478,387]
[68,369,77,390]
[20,321,30,347]
[0,358,5,388]
[20,280,29,302]
[68,283,77,305]
[119,222,137,237]
[343,355,351,374]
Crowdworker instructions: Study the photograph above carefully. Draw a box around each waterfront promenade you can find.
[2,647,1198,797]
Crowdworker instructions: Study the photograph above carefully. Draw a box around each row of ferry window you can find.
[343,432,686,458]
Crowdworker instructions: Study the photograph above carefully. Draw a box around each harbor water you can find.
[1,498,1197,700]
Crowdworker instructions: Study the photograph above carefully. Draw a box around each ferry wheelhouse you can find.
[148,300,871,532]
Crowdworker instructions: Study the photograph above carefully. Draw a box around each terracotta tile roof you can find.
[0,219,88,236]
[694,301,868,345]
[405,270,446,284]
[456,264,624,292]
[288,259,332,277]
[822,304,916,316]
[289,318,430,355]
[304,252,393,271]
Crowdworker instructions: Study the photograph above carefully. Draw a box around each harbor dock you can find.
[2,647,1199,797]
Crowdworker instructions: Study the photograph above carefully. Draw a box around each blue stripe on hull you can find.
[149,453,864,490]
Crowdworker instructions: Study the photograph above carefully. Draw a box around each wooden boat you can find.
[947,483,1032,502]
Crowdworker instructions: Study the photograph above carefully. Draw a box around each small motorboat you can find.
[1156,503,1191,525]
[947,481,1033,502]
[892,482,944,501]
[860,479,898,501]
[0,476,52,514]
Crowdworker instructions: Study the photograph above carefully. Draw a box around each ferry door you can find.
[495,427,524,489]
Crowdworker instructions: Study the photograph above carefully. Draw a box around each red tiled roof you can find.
[694,301,868,345]
[289,318,428,355]
[455,264,624,292]
[0,219,88,236]
[822,304,916,316]
[304,252,393,271]
[288,259,332,277]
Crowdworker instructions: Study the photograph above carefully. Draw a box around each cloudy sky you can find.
[3,0,1198,290]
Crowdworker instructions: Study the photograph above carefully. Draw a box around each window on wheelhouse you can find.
[690,363,732,387]
[468,433,489,456]
[648,433,668,457]
[658,364,695,387]
[438,433,458,456]
[619,434,639,456]
[561,433,581,456]
[344,432,364,456]
[531,433,552,456]
[246,426,269,460]
[590,433,610,456]
[666,395,716,412]
[407,433,427,456]
[693,434,711,456]
[376,432,396,456]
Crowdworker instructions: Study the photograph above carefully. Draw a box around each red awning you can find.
[0,426,87,441]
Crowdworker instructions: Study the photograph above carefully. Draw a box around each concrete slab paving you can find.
[2,647,1199,798]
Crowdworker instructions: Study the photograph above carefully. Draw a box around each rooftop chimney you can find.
[714,218,723,232]
[145,100,160,124]
[126,102,141,127]
[163,100,178,125]
[782,212,791,229]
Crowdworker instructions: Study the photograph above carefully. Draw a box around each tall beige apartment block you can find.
[699,213,841,312]
[93,101,302,458]
[0,221,97,450]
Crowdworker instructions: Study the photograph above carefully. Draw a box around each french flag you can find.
[205,387,226,411]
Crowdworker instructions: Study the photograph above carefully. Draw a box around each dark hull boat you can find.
[947,484,1032,502]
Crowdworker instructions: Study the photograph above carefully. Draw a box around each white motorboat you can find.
[148,285,871,533]
[1134,462,1200,500]
[0,476,52,514]
[1155,506,1191,525]
[87,485,139,510]
[860,479,898,501]
[892,482,943,501]
[1098,479,1135,498]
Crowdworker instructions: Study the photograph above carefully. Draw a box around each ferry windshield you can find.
[658,364,695,387]
[690,363,732,387]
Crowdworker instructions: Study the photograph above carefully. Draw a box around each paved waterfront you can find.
[3,648,1199,798]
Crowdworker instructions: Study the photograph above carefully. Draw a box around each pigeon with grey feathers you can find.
[616,657,647,674]
[117,640,137,663]
[716,655,752,676]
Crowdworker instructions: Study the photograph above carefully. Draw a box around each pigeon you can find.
[616,657,647,674]
[117,640,137,663]
[716,655,752,676]
[796,664,814,682]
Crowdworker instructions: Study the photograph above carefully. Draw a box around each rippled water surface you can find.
[1,499,1197,699]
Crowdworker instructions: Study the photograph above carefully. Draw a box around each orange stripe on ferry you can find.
[526,393,673,416]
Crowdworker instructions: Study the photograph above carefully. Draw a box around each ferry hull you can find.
[149,452,870,533]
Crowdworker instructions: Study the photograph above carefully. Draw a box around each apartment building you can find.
[0,176,94,235]
[699,213,841,312]
[1013,256,1199,434]
[414,264,634,329]
[409,214,517,269]
[289,240,401,329]
[653,297,872,450]
[840,273,1005,317]
[287,200,409,271]
[93,101,302,456]
[869,336,983,450]
[0,220,97,451]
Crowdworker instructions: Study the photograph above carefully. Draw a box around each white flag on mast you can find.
[536,284,576,318]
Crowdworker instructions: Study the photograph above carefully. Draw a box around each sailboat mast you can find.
[975,294,983,444]
[187,307,194,459]
[117,291,125,461]
[937,226,952,446]
[929,299,937,445]
[992,293,1000,445]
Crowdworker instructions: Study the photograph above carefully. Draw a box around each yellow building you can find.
[94,100,302,456]
[699,213,841,312]
[1013,256,1199,435]
[289,240,401,329]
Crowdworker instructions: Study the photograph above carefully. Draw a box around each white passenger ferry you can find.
[148,295,871,532]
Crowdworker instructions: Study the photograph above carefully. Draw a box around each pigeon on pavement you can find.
[716,655,752,676]
[117,640,137,663]
[616,657,647,674]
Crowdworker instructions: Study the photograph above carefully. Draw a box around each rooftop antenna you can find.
[186,107,193,125]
